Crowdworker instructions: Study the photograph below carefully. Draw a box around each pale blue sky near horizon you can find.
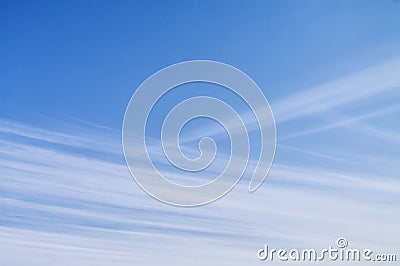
[1,1,400,265]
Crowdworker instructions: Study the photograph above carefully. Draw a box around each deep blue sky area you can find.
[1,0,400,129]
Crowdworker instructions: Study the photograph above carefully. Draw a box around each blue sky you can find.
[1,1,400,265]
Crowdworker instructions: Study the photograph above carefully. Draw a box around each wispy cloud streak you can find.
[1,117,399,265]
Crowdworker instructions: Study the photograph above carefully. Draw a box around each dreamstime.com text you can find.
[257,238,397,262]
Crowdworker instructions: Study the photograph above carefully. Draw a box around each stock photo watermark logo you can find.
[122,60,276,206]
[257,238,397,262]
